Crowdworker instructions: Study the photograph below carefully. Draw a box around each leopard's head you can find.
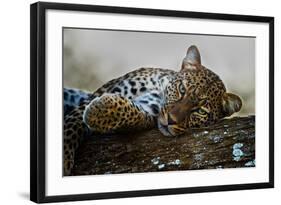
[158,45,242,136]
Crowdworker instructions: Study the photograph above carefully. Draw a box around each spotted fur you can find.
[63,45,242,175]
[64,88,91,116]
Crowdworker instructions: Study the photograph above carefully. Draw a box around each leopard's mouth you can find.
[157,122,172,136]
[157,121,186,137]
[157,109,186,137]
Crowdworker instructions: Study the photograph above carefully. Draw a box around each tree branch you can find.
[72,116,255,175]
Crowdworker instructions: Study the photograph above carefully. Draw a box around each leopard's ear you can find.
[181,45,202,71]
[222,93,242,117]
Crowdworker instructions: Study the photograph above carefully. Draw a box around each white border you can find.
[46,10,269,196]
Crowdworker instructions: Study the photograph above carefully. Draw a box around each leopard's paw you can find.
[83,94,142,134]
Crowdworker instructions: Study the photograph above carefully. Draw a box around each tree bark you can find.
[72,116,255,176]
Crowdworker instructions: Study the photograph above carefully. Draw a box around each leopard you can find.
[63,45,242,175]
[64,87,91,117]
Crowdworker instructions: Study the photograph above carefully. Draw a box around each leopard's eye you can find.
[178,83,186,95]
[196,107,209,116]
[198,108,207,115]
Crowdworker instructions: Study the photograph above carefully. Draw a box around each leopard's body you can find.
[63,46,242,175]
[64,88,91,117]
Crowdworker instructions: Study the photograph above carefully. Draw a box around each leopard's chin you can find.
[157,121,173,136]
[157,119,186,137]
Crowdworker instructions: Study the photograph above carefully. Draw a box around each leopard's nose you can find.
[167,114,177,125]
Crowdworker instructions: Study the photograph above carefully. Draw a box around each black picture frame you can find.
[30,1,274,203]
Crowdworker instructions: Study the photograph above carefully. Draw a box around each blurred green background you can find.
[63,28,255,116]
